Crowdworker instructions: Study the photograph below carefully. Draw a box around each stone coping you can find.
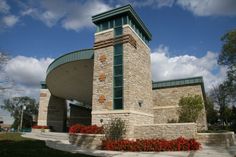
[197,132,235,135]
[134,122,196,127]
[92,110,154,117]
[153,105,179,109]
[70,133,105,137]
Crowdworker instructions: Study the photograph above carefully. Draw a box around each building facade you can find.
[37,5,207,138]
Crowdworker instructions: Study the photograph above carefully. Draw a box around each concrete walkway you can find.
[22,133,236,157]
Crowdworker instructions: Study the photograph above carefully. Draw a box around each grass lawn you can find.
[0,133,94,157]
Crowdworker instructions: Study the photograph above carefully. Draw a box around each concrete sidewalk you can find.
[22,133,236,157]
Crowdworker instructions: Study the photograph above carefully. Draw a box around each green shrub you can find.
[167,119,178,123]
[104,118,126,140]
[178,95,204,123]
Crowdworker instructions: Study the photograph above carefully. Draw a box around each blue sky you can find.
[0,0,236,124]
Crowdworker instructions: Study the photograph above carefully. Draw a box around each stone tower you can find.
[91,5,154,138]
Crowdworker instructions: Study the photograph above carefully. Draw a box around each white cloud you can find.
[151,45,227,91]
[176,0,236,16]
[61,1,112,31]
[4,56,53,88]
[21,0,112,31]
[115,0,175,8]
[116,0,236,16]
[0,0,10,14]
[2,15,19,27]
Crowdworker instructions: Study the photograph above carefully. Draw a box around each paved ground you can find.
[22,133,236,157]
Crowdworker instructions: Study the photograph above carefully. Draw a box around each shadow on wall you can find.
[47,95,67,132]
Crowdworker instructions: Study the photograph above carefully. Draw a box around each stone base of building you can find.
[134,123,197,139]
[69,133,105,149]
[197,132,235,146]
[92,110,154,138]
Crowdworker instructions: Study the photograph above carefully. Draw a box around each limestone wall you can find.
[134,123,197,139]
[92,29,114,112]
[92,110,153,138]
[47,95,67,132]
[152,85,207,131]
[37,89,51,126]
[69,133,105,149]
[37,89,67,132]
[92,25,154,137]
[123,25,153,114]
[197,132,235,146]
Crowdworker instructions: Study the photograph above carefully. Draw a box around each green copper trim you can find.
[152,76,204,89]
[92,4,152,40]
[47,49,94,75]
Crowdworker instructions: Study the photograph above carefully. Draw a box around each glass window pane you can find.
[114,55,122,65]
[115,27,123,36]
[114,65,122,76]
[114,98,123,109]
[114,44,122,55]
[123,16,127,24]
[114,87,122,98]
[114,76,123,87]
[110,20,113,28]
[115,17,122,27]
[102,21,108,30]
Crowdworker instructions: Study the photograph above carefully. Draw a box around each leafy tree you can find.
[1,97,38,129]
[0,52,13,95]
[209,85,230,127]
[205,96,218,125]
[178,95,204,123]
[231,106,236,131]
[218,29,236,101]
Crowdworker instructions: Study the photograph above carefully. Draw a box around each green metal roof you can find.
[92,4,152,41]
[47,49,94,75]
[152,76,204,89]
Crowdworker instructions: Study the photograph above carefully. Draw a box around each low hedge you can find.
[102,137,201,151]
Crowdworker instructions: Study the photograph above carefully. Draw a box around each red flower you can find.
[68,124,104,134]
[32,125,49,129]
[101,137,201,152]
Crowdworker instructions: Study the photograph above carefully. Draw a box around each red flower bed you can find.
[32,125,49,129]
[69,124,103,134]
[102,137,201,151]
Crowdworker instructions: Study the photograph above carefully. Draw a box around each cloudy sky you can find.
[0,0,236,123]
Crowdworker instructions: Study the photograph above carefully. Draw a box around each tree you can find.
[178,95,204,123]
[205,96,218,125]
[209,84,231,127]
[218,29,236,101]
[0,97,38,129]
[0,52,13,94]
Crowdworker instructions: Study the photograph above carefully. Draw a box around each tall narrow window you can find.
[113,43,123,109]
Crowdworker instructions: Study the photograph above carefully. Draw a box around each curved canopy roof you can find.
[46,49,94,105]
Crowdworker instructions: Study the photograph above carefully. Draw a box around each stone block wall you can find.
[123,25,153,114]
[92,29,114,112]
[152,85,207,131]
[92,25,154,138]
[69,133,105,149]
[134,123,197,139]
[92,110,153,138]
[47,95,67,132]
[37,89,51,126]
[37,89,67,132]
[197,132,235,146]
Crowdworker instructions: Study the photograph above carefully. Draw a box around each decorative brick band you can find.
[94,34,136,50]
